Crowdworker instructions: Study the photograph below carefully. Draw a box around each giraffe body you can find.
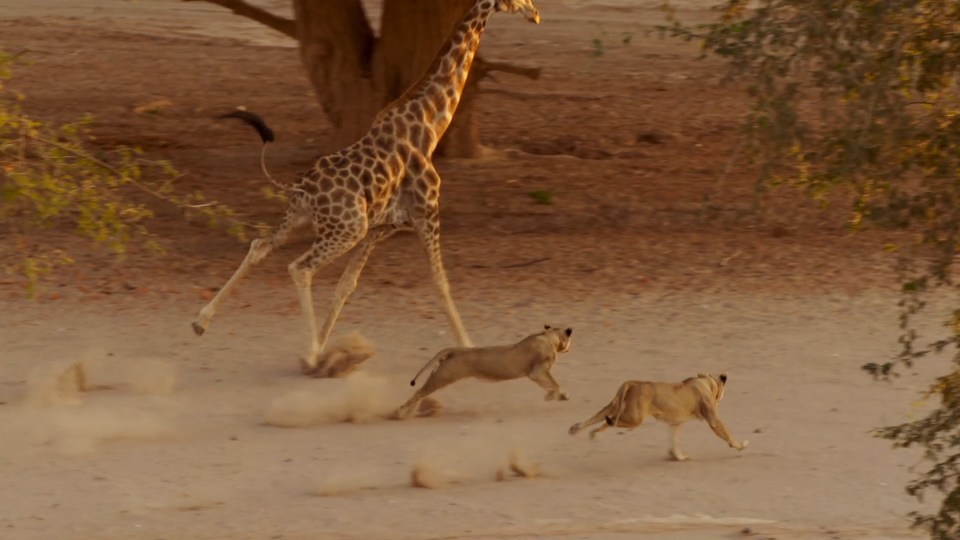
[192,0,541,375]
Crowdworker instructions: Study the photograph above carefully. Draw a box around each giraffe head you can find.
[494,0,541,24]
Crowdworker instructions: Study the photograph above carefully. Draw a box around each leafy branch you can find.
[0,49,267,296]
[662,1,960,536]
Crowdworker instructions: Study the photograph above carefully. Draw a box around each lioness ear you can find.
[565,327,573,337]
[544,324,551,330]
[719,373,728,383]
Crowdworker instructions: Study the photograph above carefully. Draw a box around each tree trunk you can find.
[292,0,380,148]
[195,0,515,157]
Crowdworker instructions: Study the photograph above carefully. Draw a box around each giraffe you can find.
[191,0,542,375]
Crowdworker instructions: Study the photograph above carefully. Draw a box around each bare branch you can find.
[474,56,542,82]
[184,0,296,39]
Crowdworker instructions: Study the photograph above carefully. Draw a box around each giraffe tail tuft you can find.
[217,109,283,190]
[218,109,275,143]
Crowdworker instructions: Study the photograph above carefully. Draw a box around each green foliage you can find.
[528,189,554,205]
[0,49,255,296]
[587,32,634,58]
[590,37,605,58]
[662,1,960,537]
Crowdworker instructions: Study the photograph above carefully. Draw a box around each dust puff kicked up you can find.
[263,370,404,426]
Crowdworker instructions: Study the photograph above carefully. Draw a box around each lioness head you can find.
[696,372,728,402]
[543,324,573,353]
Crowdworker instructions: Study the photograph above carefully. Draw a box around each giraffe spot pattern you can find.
[269,0,509,281]
[280,0,500,256]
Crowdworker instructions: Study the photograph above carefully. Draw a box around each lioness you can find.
[395,325,573,419]
[568,373,748,461]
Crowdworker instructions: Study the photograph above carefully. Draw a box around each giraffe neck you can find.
[385,0,496,155]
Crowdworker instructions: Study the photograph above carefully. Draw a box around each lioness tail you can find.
[409,349,452,387]
[604,381,632,427]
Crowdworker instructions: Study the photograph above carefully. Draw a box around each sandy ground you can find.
[0,1,950,539]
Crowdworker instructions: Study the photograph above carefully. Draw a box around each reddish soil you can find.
[0,2,938,540]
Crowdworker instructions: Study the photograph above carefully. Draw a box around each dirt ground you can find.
[0,1,950,539]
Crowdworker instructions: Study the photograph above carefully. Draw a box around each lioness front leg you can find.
[668,424,688,461]
[702,404,749,451]
[528,365,567,401]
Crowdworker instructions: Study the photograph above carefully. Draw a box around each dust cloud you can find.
[14,348,180,453]
[264,370,405,427]
[120,358,178,395]
[306,332,377,378]
[313,467,388,496]
[21,347,108,406]
[50,405,178,454]
[407,424,549,489]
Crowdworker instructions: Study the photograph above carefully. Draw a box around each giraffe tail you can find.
[217,109,284,190]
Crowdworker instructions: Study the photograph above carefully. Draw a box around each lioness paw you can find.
[568,423,581,435]
[558,393,569,401]
[737,440,749,451]
[394,405,413,420]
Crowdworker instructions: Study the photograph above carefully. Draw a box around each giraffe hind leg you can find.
[192,209,306,336]
[413,213,472,348]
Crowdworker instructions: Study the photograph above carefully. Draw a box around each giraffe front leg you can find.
[414,206,472,348]
[290,261,321,374]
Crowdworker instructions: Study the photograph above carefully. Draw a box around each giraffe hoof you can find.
[299,358,320,376]
[191,322,206,336]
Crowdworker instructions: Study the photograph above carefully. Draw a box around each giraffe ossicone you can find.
[191,0,541,376]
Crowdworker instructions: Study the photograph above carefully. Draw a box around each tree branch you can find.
[184,0,296,39]
[474,57,542,82]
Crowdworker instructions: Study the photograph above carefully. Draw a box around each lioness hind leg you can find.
[596,411,646,440]
[568,407,612,436]
[528,366,567,401]
[395,369,458,420]
[588,423,610,439]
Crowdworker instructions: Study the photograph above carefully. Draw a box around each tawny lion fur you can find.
[568,373,748,461]
[395,325,573,419]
